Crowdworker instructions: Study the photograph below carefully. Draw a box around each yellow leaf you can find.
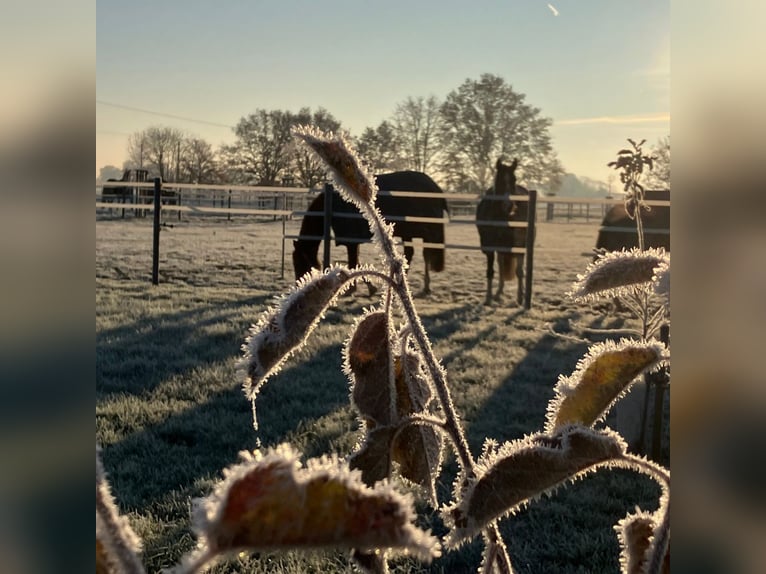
[545,339,666,432]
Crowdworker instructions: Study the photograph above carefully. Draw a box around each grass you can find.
[96,214,664,573]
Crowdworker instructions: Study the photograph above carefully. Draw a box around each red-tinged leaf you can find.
[444,426,626,546]
[392,423,443,506]
[96,447,146,574]
[545,339,667,433]
[346,311,396,426]
[186,444,440,568]
[569,248,669,302]
[240,266,353,400]
[350,426,396,486]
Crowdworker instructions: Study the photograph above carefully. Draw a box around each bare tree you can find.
[125,126,185,181]
[182,137,218,184]
[224,110,295,185]
[438,73,563,193]
[354,121,404,173]
[645,135,670,189]
[392,96,442,173]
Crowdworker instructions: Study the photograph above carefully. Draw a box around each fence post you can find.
[524,189,537,310]
[322,184,332,269]
[152,177,162,285]
[280,191,287,279]
[227,189,232,221]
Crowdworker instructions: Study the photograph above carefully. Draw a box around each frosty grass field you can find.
[96,212,664,573]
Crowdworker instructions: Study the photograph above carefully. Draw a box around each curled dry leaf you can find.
[394,351,432,417]
[183,444,440,571]
[392,422,443,506]
[545,338,668,433]
[569,248,669,302]
[346,310,396,426]
[444,426,626,546]
[615,509,669,574]
[350,425,396,486]
[239,266,353,424]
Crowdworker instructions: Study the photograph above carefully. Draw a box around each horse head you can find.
[292,240,320,281]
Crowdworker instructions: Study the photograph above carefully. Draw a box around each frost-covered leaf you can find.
[96,447,145,574]
[652,258,670,307]
[444,426,626,546]
[345,310,396,426]
[545,339,668,433]
[239,266,353,426]
[350,425,396,486]
[181,444,440,571]
[394,351,432,417]
[569,248,669,302]
[392,423,443,506]
[293,125,378,208]
[615,509,669,574]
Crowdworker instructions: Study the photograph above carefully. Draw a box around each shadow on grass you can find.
[97,292,272,397]
[100,340,352,511]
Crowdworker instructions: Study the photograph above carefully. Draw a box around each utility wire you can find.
[96,99,234,129]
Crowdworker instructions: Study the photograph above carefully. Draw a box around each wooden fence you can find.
[97,180,669,310]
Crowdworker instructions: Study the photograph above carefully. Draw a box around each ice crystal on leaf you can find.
[292,125,378,209]
[238,266,353,427]
[443,426,626,547]
[179,444,440,572]
[545,338,668,433]
[569,248,669,302]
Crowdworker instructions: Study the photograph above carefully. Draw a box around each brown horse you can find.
[475,158,530,305]
[292,171,448,294]
[596,189,670,252]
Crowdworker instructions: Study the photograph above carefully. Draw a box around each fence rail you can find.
[97,180,667,310]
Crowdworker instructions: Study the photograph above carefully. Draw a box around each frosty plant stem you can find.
[293,126,513,573]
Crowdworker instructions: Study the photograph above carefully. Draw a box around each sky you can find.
[96,0,669,187]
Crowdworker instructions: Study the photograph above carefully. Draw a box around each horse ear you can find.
[510,158,518,171]
[496,158,503,170]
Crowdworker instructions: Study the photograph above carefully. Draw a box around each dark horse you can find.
[475,158,530,306]
[596,189,670,252]
[292,171,448,294]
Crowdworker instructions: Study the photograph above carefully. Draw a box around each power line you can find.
[96,99,234,129]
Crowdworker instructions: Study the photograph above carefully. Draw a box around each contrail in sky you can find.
[547,3,559,16]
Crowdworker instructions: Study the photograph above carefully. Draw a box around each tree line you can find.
[100,73,668,194]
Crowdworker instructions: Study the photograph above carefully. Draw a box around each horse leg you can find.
[495,253,508,302]
[346,244,377,297]
[484,252,495,305]
[344,245,358,295]
[515,254,525,306]
[422,260,431,295]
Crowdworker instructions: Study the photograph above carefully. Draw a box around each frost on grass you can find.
[443,426,626,547]
[179,444,441,573]
[238,266,353,427]
[569,248,669,302]
[545,338,668,433]
[96,446,145,574]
